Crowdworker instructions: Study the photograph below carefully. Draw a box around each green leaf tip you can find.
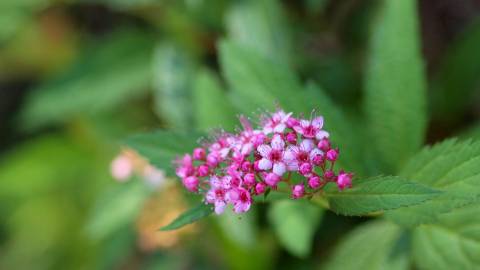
[160,203,213,231]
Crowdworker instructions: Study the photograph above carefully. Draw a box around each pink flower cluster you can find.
[175,110,353,215]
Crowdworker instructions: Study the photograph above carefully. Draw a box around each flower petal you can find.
[312,116,324,128]
[273,162,286,176]
[258,158,273,170]
[300,139,314,152]
[214,201,226,215]
[257,144,272,157]
[271,134,285,150]
[283,146,298,162]
[273,123,286,133]
[315,130,329,140]
[309,148,323,160]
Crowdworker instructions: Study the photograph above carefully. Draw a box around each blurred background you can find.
[1,0,480,269]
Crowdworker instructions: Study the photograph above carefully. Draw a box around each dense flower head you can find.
[174,109,354,215]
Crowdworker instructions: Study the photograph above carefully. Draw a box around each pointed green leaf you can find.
[412,202,480,270]
[325,176,440,216]
[268,200,323,258]
[226,0,291,65]
[19,29,154,129]
[219,40,311,114]
[125,130,202,176]
[387,139,480,226]
[431,19,480,121]
[152,43,195,129]
[87,180,150,239]
[305,82,370,176]
[364,0,427,172]
[193,69,237,131]
[323,220,409,270]
[160,203,213,231]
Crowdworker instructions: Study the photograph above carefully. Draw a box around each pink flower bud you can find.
[337,171,353,190]
[324,170,335,181]
[252,133,267,147]
[265,172,281,186]
[244,173,256,187]
[197,164,210,177]
[255,182,266,194]
[193,148,206,160]
[253,160,261,171]
[299,162,313,176]
[286,117,299,128]
[308,175,321,189]
[317,138,331,151]
[292,184,305,199]
[326,149,338,161]
[312,153,324,166]
[241,161,253,172]
[286,132,297,144]
[207,153,220,167]
[183,176,199,192]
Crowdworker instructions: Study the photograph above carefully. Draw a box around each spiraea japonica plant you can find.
[122,0,480,268]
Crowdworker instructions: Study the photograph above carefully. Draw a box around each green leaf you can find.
[323,220,409,270]
[87,180,150,239]
[324,176,440,216]
[305,82,369,176]
[217,208,258,248]
[364,0,427,173]
[160,203,213,231]
[152,42,195,129]
[0,135,90,199]
[412,202,480,270]
[387,139,480,226]
[220,40,317,115]
[0,0,48,42]
[431,19,480,121]
[268,200,323,258]
[19,29,154,129]
[225,0,291,65]
[125,130,202,176]
[193,68,237,131]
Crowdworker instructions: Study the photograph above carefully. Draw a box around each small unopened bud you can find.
[255,182,267,194]
[308,175,321,189]
[312,154,324,166]
[183,176,199,192]
[299,163,313,176]
[337,171,353,190]
[193,148,206,160]
[324,170,335,181]
[265,173,281,186]
[326,149,338,161]
[286,132,297,144]
[317,138,331,151]
[292,184,305,199]
[244,173,256,187]
[197,164,210,177]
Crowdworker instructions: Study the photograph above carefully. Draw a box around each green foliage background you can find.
[1,0,480,269]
